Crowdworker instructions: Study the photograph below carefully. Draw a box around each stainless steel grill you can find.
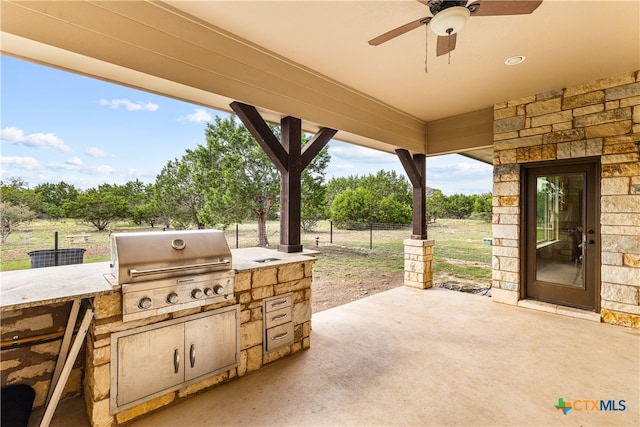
[110,230,235,322]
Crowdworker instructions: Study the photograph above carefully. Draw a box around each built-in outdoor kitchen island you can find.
[1,230,317,427]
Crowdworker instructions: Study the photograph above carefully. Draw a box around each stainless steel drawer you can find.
[264,294,292,312]
[265,322,294,351]
[265,307,291,329]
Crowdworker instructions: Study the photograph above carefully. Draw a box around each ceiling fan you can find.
[368,0,543,57]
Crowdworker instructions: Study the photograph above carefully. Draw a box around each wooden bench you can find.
[67,234,90,244]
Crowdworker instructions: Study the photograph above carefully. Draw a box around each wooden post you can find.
[279,116,303,253]
[230,101,336,252]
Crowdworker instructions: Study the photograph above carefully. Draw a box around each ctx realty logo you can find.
[555,397,626,415]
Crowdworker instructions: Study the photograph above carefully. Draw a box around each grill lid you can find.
[110,229,232,284]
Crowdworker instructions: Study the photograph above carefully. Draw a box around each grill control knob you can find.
[213,285,225,295]
[138,297,153,310]
[166,292,179,304]
[191,289,203,299]
[204,287,214,297]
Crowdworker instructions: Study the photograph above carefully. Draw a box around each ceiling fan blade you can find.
[470,0,543,16]
[368,17,430,46]
[436,33,457,56]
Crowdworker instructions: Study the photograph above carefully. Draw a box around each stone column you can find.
[404,239,435,289]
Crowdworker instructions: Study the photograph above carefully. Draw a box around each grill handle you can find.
[129,260,231,278]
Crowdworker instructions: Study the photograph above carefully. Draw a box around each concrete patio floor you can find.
[33,287,639,426]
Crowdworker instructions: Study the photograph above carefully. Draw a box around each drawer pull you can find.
[272,332,289,341]
[173,348,180,373]
[190,343,196,368]
[271,313,288,321]
[270,300,288,308]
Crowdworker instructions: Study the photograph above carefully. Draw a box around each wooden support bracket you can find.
[396,149,427,240]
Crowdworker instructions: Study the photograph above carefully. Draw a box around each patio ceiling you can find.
[1,1,639,163]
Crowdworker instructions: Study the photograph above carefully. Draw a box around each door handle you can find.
[173,347,180,373]
[190,343,196,368]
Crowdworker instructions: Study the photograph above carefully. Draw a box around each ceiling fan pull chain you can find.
[447,29,453,65]
[424,26,429,73]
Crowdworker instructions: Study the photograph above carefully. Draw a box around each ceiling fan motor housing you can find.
[427,0,469,15]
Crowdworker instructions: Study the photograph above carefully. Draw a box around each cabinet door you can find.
[184,309,238,381]
[116,323,184,406]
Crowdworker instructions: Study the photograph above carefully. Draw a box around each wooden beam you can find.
[396,149,421,188]
[301,127,337,170]
[230,101,288,172]
[425,108,493,156]
[396,149,427,240]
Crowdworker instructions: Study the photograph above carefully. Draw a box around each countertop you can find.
[231,247,318,271]
[0,247,319,312]
[0,261,113,311]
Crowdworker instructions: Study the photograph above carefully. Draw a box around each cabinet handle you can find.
[273,332,289,341]
[190,343,196,368]
[173,347,180,373]
[271,313,288,321]
[270,300,287,308]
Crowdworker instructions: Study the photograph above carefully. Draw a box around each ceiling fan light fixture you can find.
[429,6,471,36]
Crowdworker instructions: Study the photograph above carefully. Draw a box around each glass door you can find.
[525,162,598,310]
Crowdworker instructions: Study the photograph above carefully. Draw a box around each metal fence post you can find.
[330,221,333,244]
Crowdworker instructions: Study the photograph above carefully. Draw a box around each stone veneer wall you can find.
[1,302,84,408]
[85,258,315,426]
[492,71,640,328]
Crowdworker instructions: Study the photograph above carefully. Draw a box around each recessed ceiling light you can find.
[505,55,526,66]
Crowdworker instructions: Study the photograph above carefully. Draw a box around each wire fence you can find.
[223,219,493,285]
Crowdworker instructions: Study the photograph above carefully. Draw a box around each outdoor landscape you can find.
[2,116,493,311]
[0,218,492,312]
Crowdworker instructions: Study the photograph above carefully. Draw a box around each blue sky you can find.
[1,56,492,194]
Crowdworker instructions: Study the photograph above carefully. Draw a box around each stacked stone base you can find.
[404,239,434,289]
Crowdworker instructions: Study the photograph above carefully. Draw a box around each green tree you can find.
[192,116,280,246]
[64,187,129,231]
[328,171,412,227]
[191,116,330,246]
[131,183,163,228]
[330,187,372,228]
[426,189,446,220]
[444,193,475,219]
[154,155,204,229]
[34,181,79,219]
[0,178,44,215]
[300,145,331,232]
[470,193,493,221]
[0,202,36,243]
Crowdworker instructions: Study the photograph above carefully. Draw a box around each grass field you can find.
[0,219,492,286]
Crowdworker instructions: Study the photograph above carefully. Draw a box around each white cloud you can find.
[99,98,159,112]
[85,147,107,158]
[49,162,116,175]
[329,142,396,164]
[67,157,83,166]
[186,108,212,123]
[1,127,71,152]
[93,165,117,174]
[326,163,355,173]
[0,156,41,170]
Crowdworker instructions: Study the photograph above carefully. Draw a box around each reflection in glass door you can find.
[535,174,585,287]
[525,162,598,310]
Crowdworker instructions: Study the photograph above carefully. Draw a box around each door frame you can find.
[520,158,601,312]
